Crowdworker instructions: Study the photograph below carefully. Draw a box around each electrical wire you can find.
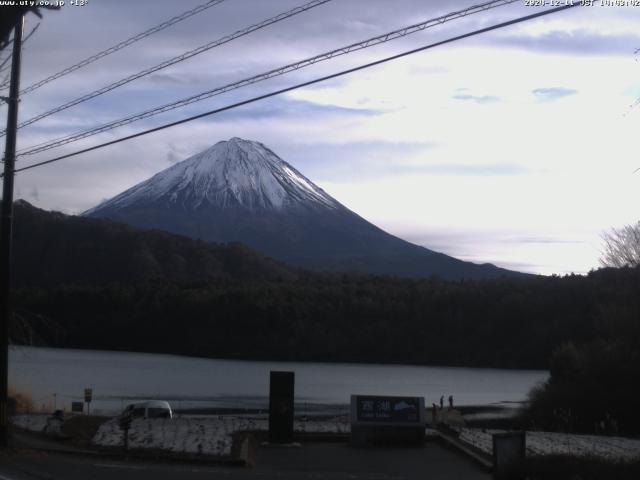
[6,0,333,136]
[0,22,40,85]
[0,54,12,75]
[0,70,10,92]
[17,0,519,155]
[10,3,579,176]
[13,0,228,96]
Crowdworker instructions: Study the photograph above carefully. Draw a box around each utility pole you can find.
[0,15,24,448]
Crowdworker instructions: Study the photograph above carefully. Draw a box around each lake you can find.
[9,346,548,415]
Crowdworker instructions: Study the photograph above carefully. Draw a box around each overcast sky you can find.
[2,0,640,275]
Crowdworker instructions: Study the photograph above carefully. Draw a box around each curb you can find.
[12,444,255,468]
[10,431,249,467]
[9,442,244,466]
[435,428,493,472]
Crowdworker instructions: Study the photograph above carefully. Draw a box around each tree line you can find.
[12,265,640,371]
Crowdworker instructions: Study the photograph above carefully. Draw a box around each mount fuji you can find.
[84,137,520,279]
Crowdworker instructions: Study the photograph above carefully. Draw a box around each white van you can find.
[121,400,173,419]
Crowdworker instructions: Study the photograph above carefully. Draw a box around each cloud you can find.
[451,93,501,104]
[387,228,546,273]
[147,73,188,86]
[202,97,382,122]
[532,87,577,101]
[402,163,528,176]
[276,140,436,182]
[165,142,194,165]
[502,236,585,245]
[381,225,597,275]
[166,150,180,165]
[488,29,640,57]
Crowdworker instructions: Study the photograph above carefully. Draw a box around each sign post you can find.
[119,412,132,451]
[84,388,92,415]
[350,395,426,446]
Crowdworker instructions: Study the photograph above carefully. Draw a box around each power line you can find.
[0,72,9,91]
[0,64,12,87]
[0,70,9,93]
[0,31,16,75]
[6,0,333,136]
[11,3,579,176]
[17,0,520,156]
[13,0,228,96]
[0,22,40,85]
[0,55,12,75]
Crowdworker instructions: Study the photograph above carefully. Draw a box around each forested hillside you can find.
[12,200,298,286]
[13,267,640,370]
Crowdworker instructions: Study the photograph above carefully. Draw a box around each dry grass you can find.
[63,415,110,446]
[8,387,34,414]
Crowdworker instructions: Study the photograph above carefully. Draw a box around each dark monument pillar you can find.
[268,371,294,444]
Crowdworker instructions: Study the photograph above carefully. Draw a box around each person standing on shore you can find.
[439,396,444,409]
[448,395,454,409]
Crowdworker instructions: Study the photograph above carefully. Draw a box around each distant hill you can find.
[12,200,298,287]
[85,137,526,280]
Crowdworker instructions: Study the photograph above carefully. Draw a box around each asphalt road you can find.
[0,441,490,480]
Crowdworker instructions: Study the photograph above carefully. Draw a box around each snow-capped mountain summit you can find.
[85,137,338,214]
[85,138,523,280]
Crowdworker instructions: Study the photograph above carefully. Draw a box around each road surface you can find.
[0,441,489,480]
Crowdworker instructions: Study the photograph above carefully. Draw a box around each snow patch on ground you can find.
[92,416,350,457]
[457,427,640,461]
[93,417,239,456]
[11,414,48,433]
[20,413,632,462]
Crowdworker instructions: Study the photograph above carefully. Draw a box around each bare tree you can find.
[600,222,640,268]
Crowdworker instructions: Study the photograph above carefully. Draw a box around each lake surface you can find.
[10,346,548,415]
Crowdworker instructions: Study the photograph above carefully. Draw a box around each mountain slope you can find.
[12,200,298,287]
[85,137,523,280]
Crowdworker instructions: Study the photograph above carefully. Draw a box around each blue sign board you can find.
[351,395,425,426]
